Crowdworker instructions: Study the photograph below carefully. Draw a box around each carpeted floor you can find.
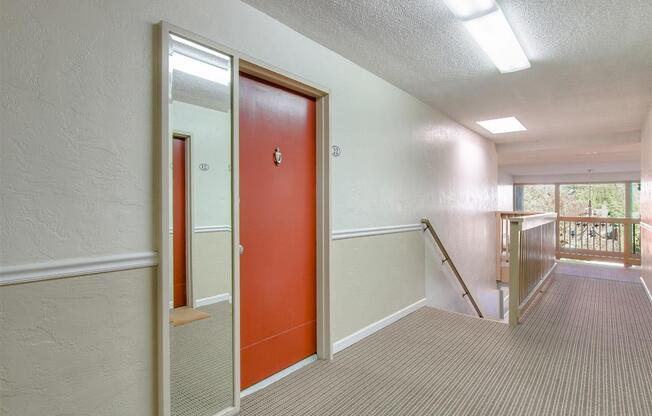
[171,301,233,416]
[556,260,642,282]
[241,273,652,415]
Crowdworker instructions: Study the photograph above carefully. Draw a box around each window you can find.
[559,183,625,217]
[514,184,555,212]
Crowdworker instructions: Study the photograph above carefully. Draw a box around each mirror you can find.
[167,32,234,416]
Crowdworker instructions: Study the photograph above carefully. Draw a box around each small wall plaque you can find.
[331,145,342,157]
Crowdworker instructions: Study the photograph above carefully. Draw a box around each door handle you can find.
[239,244,244,255]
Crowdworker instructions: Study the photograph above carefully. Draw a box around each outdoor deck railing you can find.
[508,213,557,327]
[557,216,641,266]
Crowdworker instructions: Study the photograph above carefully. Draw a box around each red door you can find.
[239,73,316,389]
[172,136,187,308]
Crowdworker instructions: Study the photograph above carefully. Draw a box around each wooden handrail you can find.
[421,219,483,318]
[558,216,639,224]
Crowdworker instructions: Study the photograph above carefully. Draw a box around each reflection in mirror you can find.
[168,32,233,416]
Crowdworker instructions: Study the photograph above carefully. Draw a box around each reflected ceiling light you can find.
[476,116,526,134]
[170,33,230,60]
[442,0,496,19]
[463,10,530,73]
[171,53,230,85]
[443,0,530,73]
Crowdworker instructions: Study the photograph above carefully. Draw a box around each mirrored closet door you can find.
[164,27,235,416]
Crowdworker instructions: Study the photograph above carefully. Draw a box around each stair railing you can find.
[422,218,483,318]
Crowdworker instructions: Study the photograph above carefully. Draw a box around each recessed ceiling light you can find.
[463,10,530,73]
[476,116,527,134]
[442,0,496,19]
[443,0,531,73]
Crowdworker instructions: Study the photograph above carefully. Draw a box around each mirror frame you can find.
[159,21,240,416]
[158,21,332,416]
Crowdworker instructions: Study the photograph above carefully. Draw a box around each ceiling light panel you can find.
[476,116,527,134]
[442,0,496,19]
[463,9,530,73]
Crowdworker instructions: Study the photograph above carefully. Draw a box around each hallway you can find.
[242,269,652,416]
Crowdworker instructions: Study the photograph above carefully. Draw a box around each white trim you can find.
[332,298,427,354]
[641,222,652,232]
[240,354,318,398]
[194,225,232,233]
[332,223,424,240]
[0,252,158,286]
[194,293,231,307]
[641,277,652,303]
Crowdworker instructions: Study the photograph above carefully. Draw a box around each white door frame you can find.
[158,21,332,416]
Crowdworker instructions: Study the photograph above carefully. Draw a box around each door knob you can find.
[239,244,244,255]
[273,147,283,166]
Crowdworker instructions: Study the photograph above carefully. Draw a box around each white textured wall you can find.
[497,170,514,212]
[1,0,497,265]
[1,0,500,413]
[641,108,652,291]
[171,101,231,229]
[423,132,499,318]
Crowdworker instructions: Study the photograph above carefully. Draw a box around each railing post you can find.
[509,220,522,327]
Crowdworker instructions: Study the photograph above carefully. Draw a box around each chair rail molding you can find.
[0,252,159,286]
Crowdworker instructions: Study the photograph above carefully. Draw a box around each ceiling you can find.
[244,0,652,175]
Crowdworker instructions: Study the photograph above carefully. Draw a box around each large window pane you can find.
[559,183,625,217]
[514,184,555,212]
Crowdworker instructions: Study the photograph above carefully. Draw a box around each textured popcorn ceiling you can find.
[244,0,652,174]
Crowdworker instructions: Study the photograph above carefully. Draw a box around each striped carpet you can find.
[171,301,233,416]
[241,273,652,415]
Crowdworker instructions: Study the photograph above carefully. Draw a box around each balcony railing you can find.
[557,216,641,266]
[507,213,557,327]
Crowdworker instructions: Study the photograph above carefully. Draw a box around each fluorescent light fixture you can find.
[463,9,530,73]
[442,0,496,19]
[171,53,230,85]
[476,116,526,134]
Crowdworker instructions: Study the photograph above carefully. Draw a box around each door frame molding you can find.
[158,21,332,416]
[238,58,333,362]
[172,132,194,308]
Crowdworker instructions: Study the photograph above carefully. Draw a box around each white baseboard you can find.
[333,298,427,354]
[0,252,158,286]
[195,293,231,307]
[240,354,318,398]
[641,277,652,303]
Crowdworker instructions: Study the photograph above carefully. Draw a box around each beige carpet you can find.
[241,273,652,415]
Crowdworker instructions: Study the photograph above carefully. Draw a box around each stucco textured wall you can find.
[0,268,157,416]
[1,0,500,414]
[641,108,652,291]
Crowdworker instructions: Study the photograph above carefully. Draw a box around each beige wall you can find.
[641,108,652,291]
[0,268,157,416]
[331,231,425,341]
[191,231,232,302]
